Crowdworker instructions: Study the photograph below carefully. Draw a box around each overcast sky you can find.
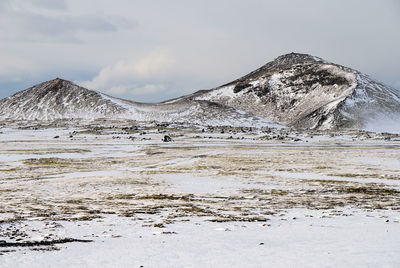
[1,0,399,102]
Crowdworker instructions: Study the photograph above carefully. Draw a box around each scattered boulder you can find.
[162,135,173,142]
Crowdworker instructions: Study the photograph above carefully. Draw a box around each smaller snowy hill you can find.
[0,78,125,120]
[0,78,277,127]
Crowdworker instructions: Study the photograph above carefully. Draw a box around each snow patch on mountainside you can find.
[338,73,400,131]
[202,85,236,100]
[268,73,282,88]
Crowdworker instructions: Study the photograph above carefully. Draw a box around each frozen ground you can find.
[0,120,399,267]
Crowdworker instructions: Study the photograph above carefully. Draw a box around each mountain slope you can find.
[0,78,276,127]
[179,53,400,130]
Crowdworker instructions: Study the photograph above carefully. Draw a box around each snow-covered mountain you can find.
[0,78,275,127]
[179,53,400,130]
[1,53,399,130]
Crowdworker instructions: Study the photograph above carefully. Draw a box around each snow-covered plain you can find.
[0,121,399,267]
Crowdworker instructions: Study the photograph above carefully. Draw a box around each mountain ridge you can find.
[0,78,275,128]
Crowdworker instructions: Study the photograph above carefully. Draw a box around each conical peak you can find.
[27,78,92,100]
[273,52,322,66]
[38,78,82,90]
[276,52,313,59]
[39,78,70,93]
[46,77,71,85]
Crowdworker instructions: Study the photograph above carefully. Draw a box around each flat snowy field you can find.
[0,122,399,267]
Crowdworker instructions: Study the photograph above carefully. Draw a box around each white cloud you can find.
[105,84,165,97]
[133,52,175,78]
[106,85,128,95]
[80,50,175,96]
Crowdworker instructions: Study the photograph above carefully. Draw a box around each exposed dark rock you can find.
[0,238,93,248]
[233,82,252,93]
[162,135,173,142]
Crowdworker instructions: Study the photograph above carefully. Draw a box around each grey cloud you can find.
[28,0,68,10]
[0,0,10,11]
[0,0,68,12]
[0,11,137,42]
[25,14,118,35]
